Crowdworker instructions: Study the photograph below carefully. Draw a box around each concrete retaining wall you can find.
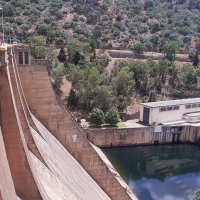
[86,126,200,148]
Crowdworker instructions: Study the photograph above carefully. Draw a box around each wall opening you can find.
[143,107,150,124]
[19,52,23,64]
[24,52,29,64]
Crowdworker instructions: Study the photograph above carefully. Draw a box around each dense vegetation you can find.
[1,0,200,54]
[2,0,200,114]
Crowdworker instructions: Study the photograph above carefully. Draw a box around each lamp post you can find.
[0,8,4,46]
[6,22,11,44]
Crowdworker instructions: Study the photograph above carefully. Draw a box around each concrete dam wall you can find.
[0,44,137,200]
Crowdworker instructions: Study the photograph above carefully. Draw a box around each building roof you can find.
[141,98,200,108]
[184,112,200,117]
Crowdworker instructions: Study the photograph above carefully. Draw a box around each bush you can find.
[90,108,105,126]
[133,43,146,53]
[105,107,120,125]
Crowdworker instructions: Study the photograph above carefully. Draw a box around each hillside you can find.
[1,0,200,53]
[2,0,200,118]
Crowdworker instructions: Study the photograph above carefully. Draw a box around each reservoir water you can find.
[103,144,200,200]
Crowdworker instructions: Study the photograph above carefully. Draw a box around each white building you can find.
[140,98,200,125]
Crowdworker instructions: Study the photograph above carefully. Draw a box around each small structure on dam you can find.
[140,98,200,125]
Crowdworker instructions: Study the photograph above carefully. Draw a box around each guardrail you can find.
[31,59,51,66]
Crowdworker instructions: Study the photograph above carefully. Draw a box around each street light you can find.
[6,22,11,44]
[0,8,4,46]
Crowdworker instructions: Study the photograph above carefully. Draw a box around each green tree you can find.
[88,39,97,49]
[164,41,179,61]
[92,25,102,40]
[57,46,66,62]
[158,59,171,83]
[31,35,47,59]
[129,60,149,88]
[193,189,200,200]
[67,88,79,108]
[193,51,199,67]
[182,63,197,85]
[149,90,157,102]
[133,43,146,53]
[90,108,104,126]
[93,85,114,111]
[105,107,120,125]
[51,65,66,93]
[112,70,135,96]
[67,40,91,63]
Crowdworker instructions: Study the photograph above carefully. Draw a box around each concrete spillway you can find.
[0,44,136,200]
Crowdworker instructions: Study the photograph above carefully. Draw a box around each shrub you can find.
[90,108,105,126]
[105,107,120,125]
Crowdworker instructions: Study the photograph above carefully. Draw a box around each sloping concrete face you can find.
[0,58,41,199]
[0,44,136,200]
[18,65,134,200]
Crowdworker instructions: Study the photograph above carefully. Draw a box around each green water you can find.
[103,144,200,200]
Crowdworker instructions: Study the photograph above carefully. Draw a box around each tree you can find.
[67,88,79,108]
[31,35,47,59]
[149,90,157,102]
[90,108,104,126]
[193,51,199,67]
[88,39,97,49]
[105,107,120,125]
[36,22,49,35]
[92,25,102,40]
[133,43,146,53]
[164,41,179,61]
[112,70,135,96]
[51,65,66,93]
[193,189,200,200]
[67,40,91,63]
[57,46,66,62]
[129,60,149,88]
[93,85,114,111]
[158,59,171,83]
[182,63,197,85]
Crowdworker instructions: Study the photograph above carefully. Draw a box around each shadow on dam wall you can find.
[0,44,137,200]
[85,126,200,148]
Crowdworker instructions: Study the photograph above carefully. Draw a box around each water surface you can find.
[103,144,200,200]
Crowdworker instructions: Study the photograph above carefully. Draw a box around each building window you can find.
[25,52,29,64]
[192,104,197,108]
[160,107,166,112]
[167,107,173,111]
[198,104,200,107]
[19,52,23,64]
[174,106,179,110]
[186,105,191,109]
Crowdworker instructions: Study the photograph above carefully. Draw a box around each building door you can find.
[143,107,150,124]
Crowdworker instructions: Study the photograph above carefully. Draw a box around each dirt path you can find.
[106,58,116,75]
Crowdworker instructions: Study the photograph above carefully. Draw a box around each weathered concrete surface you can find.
[86,127,156,147]
[0,64,41,200]
[0,126,18,200]
[18,65,135,200]
[31,115,111,200]
[86,126,200,147]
